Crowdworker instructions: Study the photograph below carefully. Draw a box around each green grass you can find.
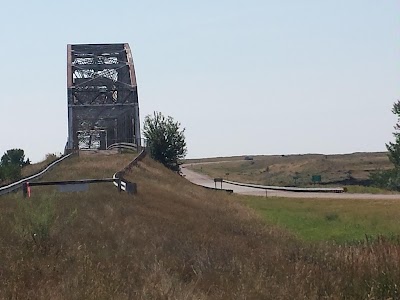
[240,195,400,243]
[344,185,396,194]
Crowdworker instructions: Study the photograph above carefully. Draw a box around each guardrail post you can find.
[27,182,31,198]
[132,182,137,194]
[22,182,28,198]
[126,182,137,195]
[118,179,122,192]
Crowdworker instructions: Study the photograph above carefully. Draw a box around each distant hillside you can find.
[185,152,391,187]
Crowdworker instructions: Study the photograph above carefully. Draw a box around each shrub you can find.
[370,169,400,191]
[14,195,56,250]
[325,212,339,221]
[143,111,187,172]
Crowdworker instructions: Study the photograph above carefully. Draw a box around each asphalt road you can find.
[181,165,400,200]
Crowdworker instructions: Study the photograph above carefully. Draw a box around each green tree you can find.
[0,166,4,182]
[0,149,30,181]
[370,101,400,190]
[387,101,400,168]
[143,112,187,172]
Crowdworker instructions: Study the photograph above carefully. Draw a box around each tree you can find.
[387,100,400,168]
[0,149,30,181]
[1,149,28,167]
[0,166,4,182]
[143,112,187,172]
[370,100,400,190]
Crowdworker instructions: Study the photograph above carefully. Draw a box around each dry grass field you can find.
[185,152,392,189]
[1,152,400,299]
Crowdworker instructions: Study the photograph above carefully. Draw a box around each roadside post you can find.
[23,182,28,198]
[22,182,31,198]
[214,178,223,189]
[118,178,122,192]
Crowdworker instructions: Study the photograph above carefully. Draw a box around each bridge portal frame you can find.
[66,43,141,151]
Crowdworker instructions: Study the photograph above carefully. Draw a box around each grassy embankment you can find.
[186,152,392,192]
[21,154,59,178]
[1,152,400,298]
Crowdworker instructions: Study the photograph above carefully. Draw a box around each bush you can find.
[1,164,22,181]
[370,169,400,191]
[0,148,30,181]
[14,195,56,250]
[325,212,339,221]
[143,112,187,172]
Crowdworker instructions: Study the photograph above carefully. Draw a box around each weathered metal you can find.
[66,43,141,151]
[22,176,137,197]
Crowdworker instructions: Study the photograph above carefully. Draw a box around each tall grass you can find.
[14,194,56,240]
[0,154,400,298]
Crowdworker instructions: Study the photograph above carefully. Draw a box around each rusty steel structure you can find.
[66,43,141,150]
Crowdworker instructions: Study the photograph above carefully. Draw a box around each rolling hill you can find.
[185,152,391,187]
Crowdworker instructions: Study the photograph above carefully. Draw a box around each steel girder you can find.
[66,43,141,150]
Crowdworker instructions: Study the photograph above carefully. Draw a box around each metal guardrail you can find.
[107,142,147,176]
[119,148,147,175]
[222,179,345,193]
[0,153,74,197]
[1,143,147,197]
[112,145,147,193]
[22,178,117,197]
[23,177,137,196]
[107,142,138,151]
[112,173,137,194]
[202,185,234,193]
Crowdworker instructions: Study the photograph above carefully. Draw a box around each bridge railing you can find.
[1,140,148,197]
[222,179,345,193]
[107,138,148,152]
[0,153,74,196]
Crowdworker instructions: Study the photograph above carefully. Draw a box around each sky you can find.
[0,1,399,162]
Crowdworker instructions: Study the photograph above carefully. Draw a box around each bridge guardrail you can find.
[222,179,345,193]
[1,143,147,197]
[0,153,74,197]
[111,143,147,194]
[107,142,138,152]
[202,185,234,193]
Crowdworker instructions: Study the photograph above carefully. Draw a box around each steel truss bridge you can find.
[66,43,141,151]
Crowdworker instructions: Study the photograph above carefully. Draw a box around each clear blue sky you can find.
[0,1,399,162]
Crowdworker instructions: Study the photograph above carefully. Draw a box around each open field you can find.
[185,152,392,189]
[240,195,400,243]
[1,153,400,298]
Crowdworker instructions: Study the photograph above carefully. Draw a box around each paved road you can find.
[181,165,400,200]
